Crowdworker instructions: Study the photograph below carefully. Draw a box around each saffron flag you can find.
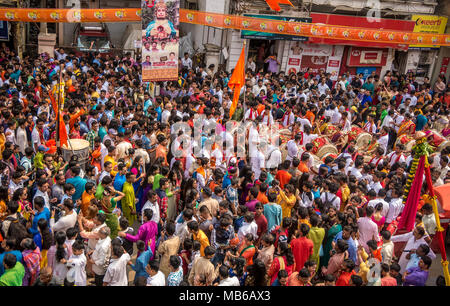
[49,90,58,117]
[265,0,293,11]
[59,115,68,148]
[49,89,68,148]
[228,44,246,118]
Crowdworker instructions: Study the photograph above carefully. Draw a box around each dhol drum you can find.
[330,130,348,147]
[324,125,338,138]
[311,137,329,155]
[348,126,365,143]
[428,130,445,148]
[438,140,450,152]
[395,134,415,152]
[433,118,449,132]
[62,139,90,170]
[280,142,288,161]
[279,129,293,145]
[366,141,379,155]
[355,133,372,150]
[320,152,338,162]
[317,144,338,160]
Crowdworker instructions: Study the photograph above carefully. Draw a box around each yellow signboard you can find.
[411,15,448,48]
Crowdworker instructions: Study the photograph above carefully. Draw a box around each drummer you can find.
[386,144,406,168]
[286,134,302,164]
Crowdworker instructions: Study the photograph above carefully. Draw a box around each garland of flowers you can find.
[403,138,434,203]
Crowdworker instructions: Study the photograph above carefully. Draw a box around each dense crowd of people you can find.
[0,42,448,287]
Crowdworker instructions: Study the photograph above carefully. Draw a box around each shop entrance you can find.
[247,39,276,73]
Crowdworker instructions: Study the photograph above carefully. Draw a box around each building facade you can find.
[184,0,447,83]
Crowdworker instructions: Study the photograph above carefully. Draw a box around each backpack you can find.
[4,215,31,248]
[323,192,337,209]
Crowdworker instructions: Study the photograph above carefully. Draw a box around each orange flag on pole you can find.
[228,43,246,118]
[265,0,293,11]
[49,90,58,116]
[59,116,68,148]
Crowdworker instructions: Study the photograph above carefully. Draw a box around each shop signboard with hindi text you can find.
[142,0,179,82]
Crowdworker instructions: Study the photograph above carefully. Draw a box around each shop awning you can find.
[309,13,416,51]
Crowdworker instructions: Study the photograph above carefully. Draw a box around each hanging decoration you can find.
[0,8,449,46]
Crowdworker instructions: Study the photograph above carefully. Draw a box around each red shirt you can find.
[254,213,268,240]
[290,236,314,272]
[336,270,356,286]
[381,276,398,286]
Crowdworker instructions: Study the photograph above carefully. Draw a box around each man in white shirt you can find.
[90,227,112,286]
[181,53,192,70]
[391,226,435,273]
[247,57,256,73]
[31,119,45,152]
[381,110,395,129]
[378,126,390,155]
[265,143,282,170]
[366,189,389,217]
[146,260,166,286]
[103,245,131,286]
[386,145,406,168]
[281,105,295,128]
[261,107,274,126]
[250,145,265,181]
[318,78,329,96]
[244,104,259,121]
[386,189,404,224]
[252,79,267,96]
[161,103,172,124]
[331,105,342,125]
[217,265,240,286]
[286,134,302,162]
[50,199,78,233]
[237,212,258,242]
[320,185,341,211]
[141,190,160,224]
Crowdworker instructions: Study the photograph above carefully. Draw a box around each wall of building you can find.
[433,47,450,84]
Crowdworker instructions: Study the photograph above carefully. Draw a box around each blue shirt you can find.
[319,164,332,174]
[222,173,232,189]
[113,174,126,192]
[361,94,372,107]
[406,253,421,271]
[144,99,153,116]
[113,174,126,208]
[131,248,153,281]
[33,228,52,251]
[264,203,283,233]
[0,251,23,276]
[142,135,152,150]
[156,106,162,122]
[66,176,87,201]
[333,231,357,263]
[29,207,50,236]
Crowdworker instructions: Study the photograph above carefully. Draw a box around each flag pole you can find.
[242,39,247,121]
[56,64,74,154]
[56,64,62,148]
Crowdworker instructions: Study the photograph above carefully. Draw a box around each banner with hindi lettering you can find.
[141,0,179,82]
